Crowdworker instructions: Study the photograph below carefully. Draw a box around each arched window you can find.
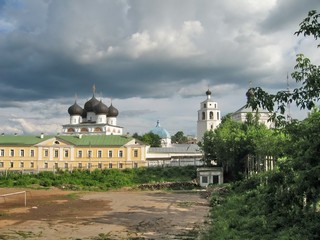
[81,128,88,132]
[67,128,75,133]
[94,127,102,132]
[210,111,213,120]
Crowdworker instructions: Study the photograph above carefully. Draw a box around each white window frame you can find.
[64,149,69,158]
[97,150,102,158]
[108,150,113,158]
[78,150,83,158]
[118,150,123,158]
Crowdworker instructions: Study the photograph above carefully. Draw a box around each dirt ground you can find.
[0,188,210,240]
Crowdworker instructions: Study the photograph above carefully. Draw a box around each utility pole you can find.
[286,73,292,122]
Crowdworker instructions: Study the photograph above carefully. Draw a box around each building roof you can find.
[148,144,200,153]
[0,135,136,147]
[57,135,134,146]
[232,105,270,114]
[0,135,53,145]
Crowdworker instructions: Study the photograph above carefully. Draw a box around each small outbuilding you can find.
[197,167,223,187]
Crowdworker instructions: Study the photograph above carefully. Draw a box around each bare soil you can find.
[0,188,210,239]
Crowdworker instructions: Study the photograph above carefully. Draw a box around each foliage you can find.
[171,131,188,144]
[0,166,197,191]
[199,116,284,181]
[247,10,320,124]
[203,10,320,239]
[204,170,320,240]
[132,132,161,147]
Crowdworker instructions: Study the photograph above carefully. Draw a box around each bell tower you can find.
[197,89,221,141]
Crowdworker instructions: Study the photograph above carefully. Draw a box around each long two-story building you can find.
[0,133,147,172]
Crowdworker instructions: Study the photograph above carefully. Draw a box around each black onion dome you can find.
[94,100,108,115]
[107,103,119,117]
[68,102,83,116]
[82,109,87,118]
[206,89,212,96]
[84,95,99,112]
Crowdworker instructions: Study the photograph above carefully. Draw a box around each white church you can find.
[62,86,123,135]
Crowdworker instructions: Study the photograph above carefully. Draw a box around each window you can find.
[54,163,58,169]
[54,149,59,158]
[108,150,113,158]
[134,149,138,158]
[97,150,102,158]
[30,149,35,157]
[44,149,49,157]
[202,112,205,120]
[98,163,102,169]
[204,103,206,108]
[109,163,112,169]
[10,162,14,168]
[0,149,4,156]
[201,176,208,184]
[64,149,69,158]
[64,163,68,169]
[87,163,92,169]
[209,111,213,120]
[78,162,82,168]
[217,112,220,120]
[88,150,92,158]
[44,162,48,169]
[0,162,4,168]
[10,149,14,157]
[78,150,82,158]
[119,163,123,169]
[20,149,25,157]
[20,162,24,168]
[118,150,123,158]
[30,162,34,168]
[133,163,138,168]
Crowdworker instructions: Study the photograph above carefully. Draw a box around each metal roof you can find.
[0,135,135,147]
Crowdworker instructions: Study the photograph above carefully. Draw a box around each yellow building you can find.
[0,134,147,172]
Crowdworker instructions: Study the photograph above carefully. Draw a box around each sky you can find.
[0,0,319,137]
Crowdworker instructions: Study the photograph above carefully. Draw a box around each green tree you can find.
[171,131,188,144]
[247,9,320,211]
[247,10,320,124]
[141,132,161,147]
[199,115,283,181]
[132,132,161,147]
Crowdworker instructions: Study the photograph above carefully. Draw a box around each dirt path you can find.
[0,188,210,239]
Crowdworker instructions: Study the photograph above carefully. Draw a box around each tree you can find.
[247,10,320,211]
[141,132,161,147]
[199,115,283,181]
[132,132,161,147]
[247,10,320,124]
[171,131,188,144]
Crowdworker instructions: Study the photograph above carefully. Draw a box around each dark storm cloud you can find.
[0,0,318,134]
[260,0,320,33]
